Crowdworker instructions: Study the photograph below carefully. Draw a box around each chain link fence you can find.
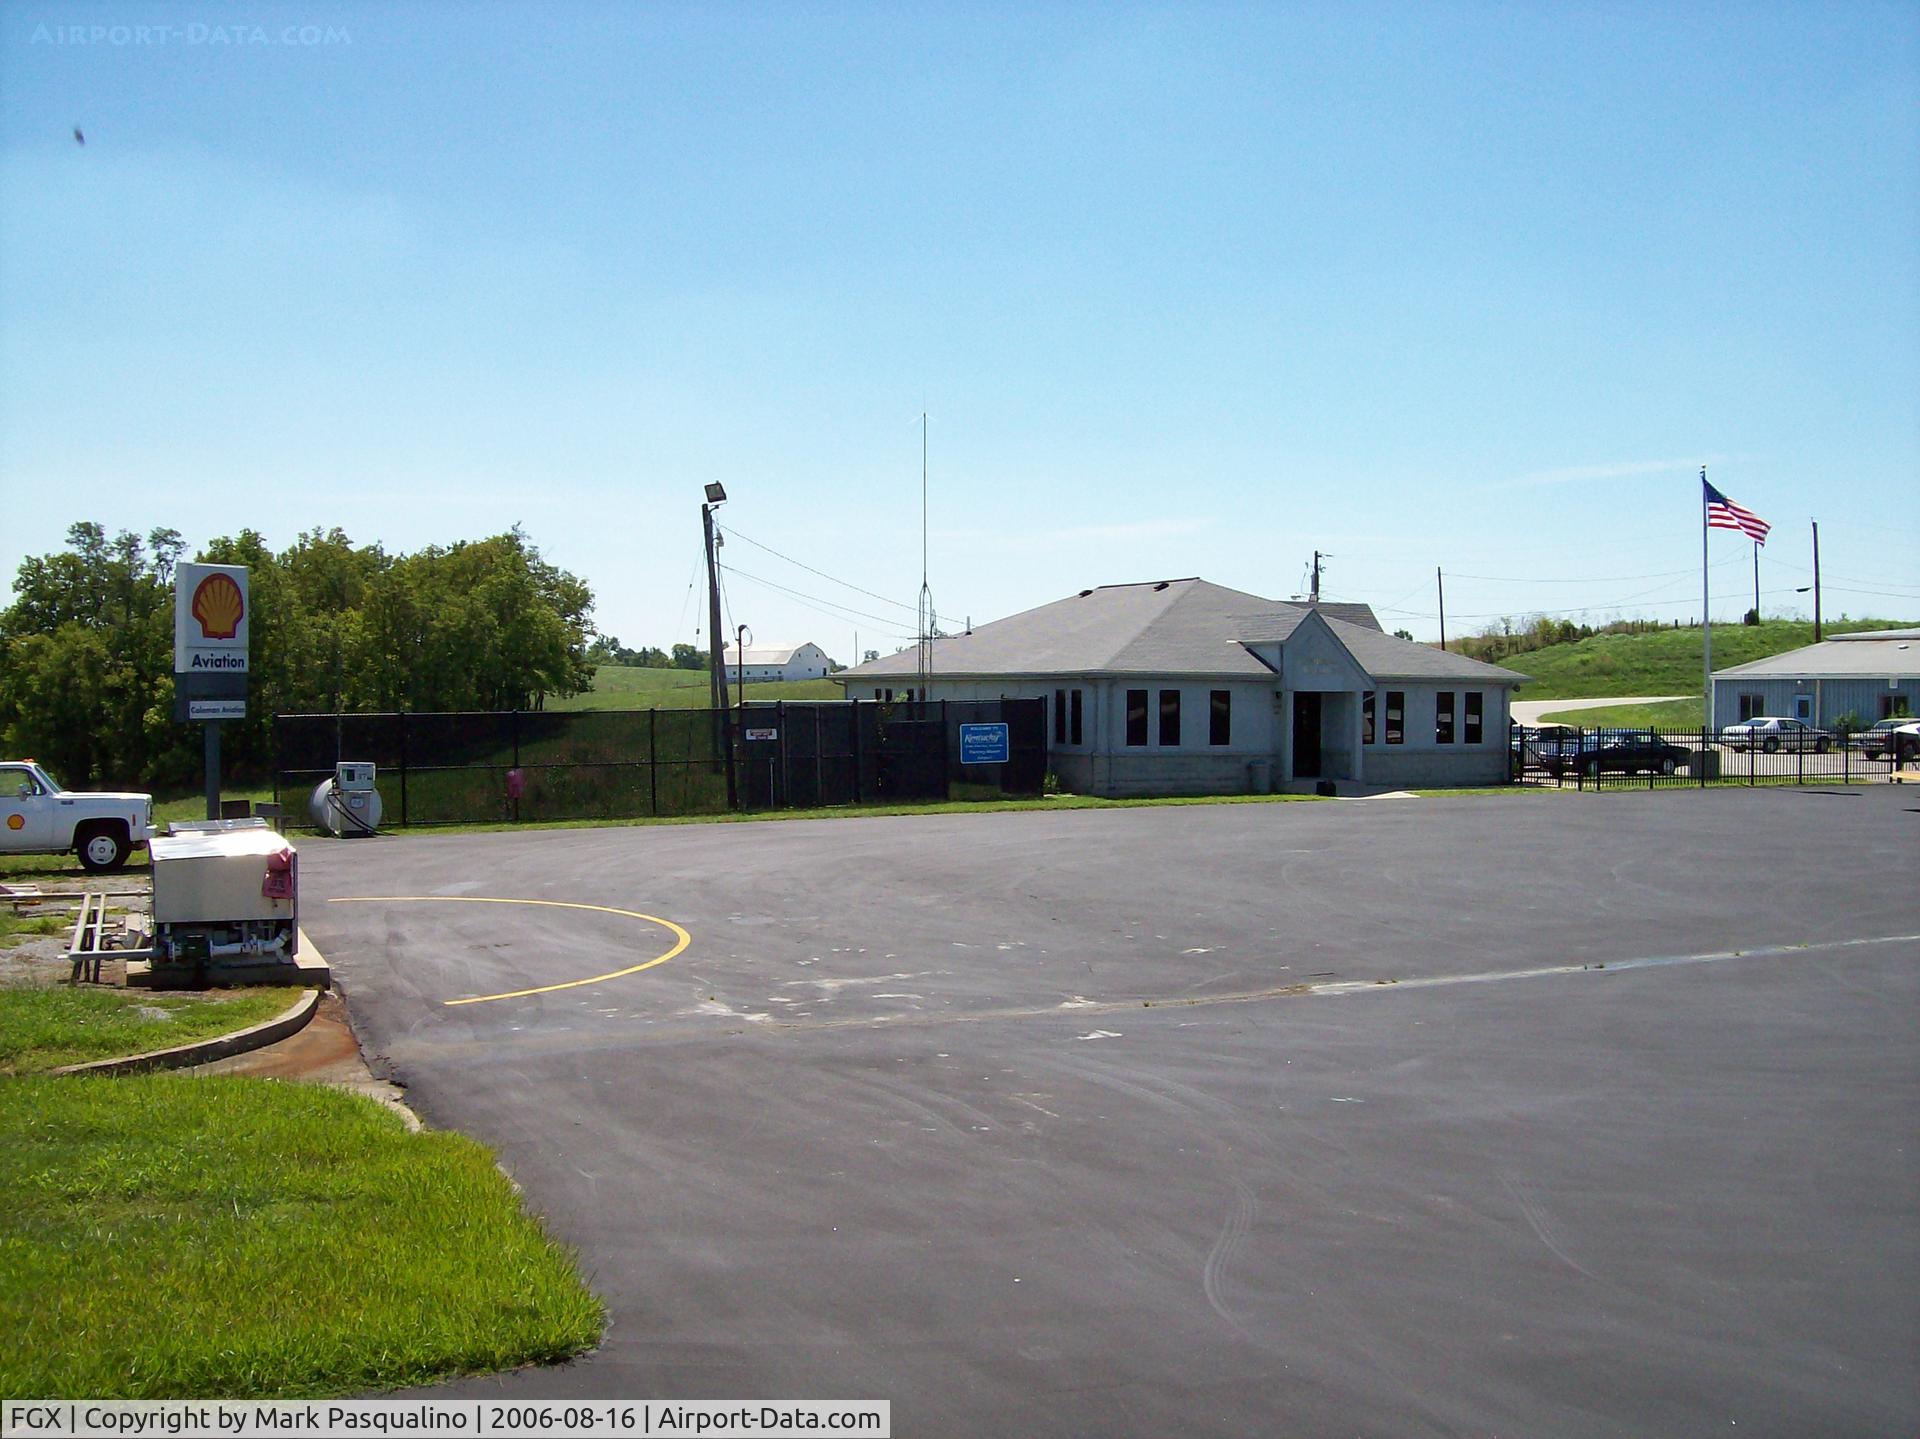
[275,699,1046,826]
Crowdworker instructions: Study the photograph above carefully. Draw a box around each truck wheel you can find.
[76,823,130,873]
[1815,737,1830,754]
[1762,737,1780,754]
[1659,758,1677,774]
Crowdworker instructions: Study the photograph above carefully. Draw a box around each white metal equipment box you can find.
[150,820,298,964]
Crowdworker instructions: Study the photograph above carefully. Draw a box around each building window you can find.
[1385,691,1405,745]
[1070,689,1084,745]
[1363,692,1376,745]
[1737,693,1764,721]
[1465,691,1484,745]
[1436,692,1455,745]
[1054,689,1067,744]
[1881,695,1912,720]
[1159,689,1181,746]
[1210,690,1231,746]
[1126,689,1149,746]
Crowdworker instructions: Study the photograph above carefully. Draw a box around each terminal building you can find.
[832,578,1527,795]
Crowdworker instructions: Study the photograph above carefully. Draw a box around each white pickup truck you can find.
[0,759,155,872]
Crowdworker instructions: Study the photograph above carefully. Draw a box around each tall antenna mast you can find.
[916,412,934,697]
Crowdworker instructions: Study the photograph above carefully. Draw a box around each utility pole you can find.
[701,485,737,809]
[1811,521,1822,641]
[915,413,934,701]
[1310,551,1323,604]
[1436,567,1447,651]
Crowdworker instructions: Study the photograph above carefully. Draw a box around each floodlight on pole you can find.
[705,482,727,505]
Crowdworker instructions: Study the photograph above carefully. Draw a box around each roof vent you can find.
[1078,589,1093,598]
[1154,581,1170,592]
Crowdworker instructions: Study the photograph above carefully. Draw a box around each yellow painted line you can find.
[328,896,690,1006]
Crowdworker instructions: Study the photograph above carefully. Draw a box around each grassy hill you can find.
[1502,618,1913,701]
[557,626,1915,715]
[548,665,842,711]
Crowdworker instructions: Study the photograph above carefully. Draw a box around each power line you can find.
[720,524,926,615]
[1763,555,1920,595]
[671,549,702,648]
[720,563,919,639]
[1445,556,1747,585]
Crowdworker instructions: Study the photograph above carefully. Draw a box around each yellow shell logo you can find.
[6,815,21,830]
[191,573,245,640]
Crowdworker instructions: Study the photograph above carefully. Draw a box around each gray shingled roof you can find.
[1714,629,1920,680]
[1321,617,1531,683]
[834,578,1526,685]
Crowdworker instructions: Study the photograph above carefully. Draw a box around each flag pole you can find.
[1701,466,1712,732]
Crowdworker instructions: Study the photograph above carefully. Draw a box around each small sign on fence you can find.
[959,722,1010,765]
[744,727,779,741]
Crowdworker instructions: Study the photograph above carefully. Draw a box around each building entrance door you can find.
[1292,693,1322,778]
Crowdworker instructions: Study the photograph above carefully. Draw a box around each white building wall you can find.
[1358,681,1511,786]
[837,673,1517,793]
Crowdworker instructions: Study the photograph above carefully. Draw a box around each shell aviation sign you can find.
[174,563,250,674]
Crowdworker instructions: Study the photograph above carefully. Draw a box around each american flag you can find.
[1704,479,1771,545]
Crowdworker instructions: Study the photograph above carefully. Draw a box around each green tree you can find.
[0,524,188,786]
[2,521,596,789]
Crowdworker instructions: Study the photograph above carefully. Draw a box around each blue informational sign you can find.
[959,722,1010,765]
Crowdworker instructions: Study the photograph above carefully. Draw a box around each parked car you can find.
[0,759,155,871]
[1893,721,1920,766]
[1540,732,1693,777]
[1852,717,1916,760]
[1511,725,1580,770]
[1718,717,1833,754]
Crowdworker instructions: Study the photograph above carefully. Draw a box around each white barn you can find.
[724,641,834,685]
[832,579,1528,795]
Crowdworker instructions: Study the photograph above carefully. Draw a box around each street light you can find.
[701,483,736,808]
[734,624,752,715]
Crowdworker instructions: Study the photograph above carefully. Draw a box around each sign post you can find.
[174,563,251,820]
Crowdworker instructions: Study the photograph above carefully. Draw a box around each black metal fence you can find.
[736,698,1047,809]
[1510,724,1913,790]
[275,699,1047,826]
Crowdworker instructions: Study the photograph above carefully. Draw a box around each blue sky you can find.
[3,2,1916,662]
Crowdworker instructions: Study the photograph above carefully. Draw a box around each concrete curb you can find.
[52,986,321,1078]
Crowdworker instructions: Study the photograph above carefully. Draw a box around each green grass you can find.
[0,851,101,881]
[0,910,67,946]
[1537,699,1705,728]
[1508,618,1914,700]
[0,986,297,1075]
[0,1074,603,1398]
[549,665,842,711]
